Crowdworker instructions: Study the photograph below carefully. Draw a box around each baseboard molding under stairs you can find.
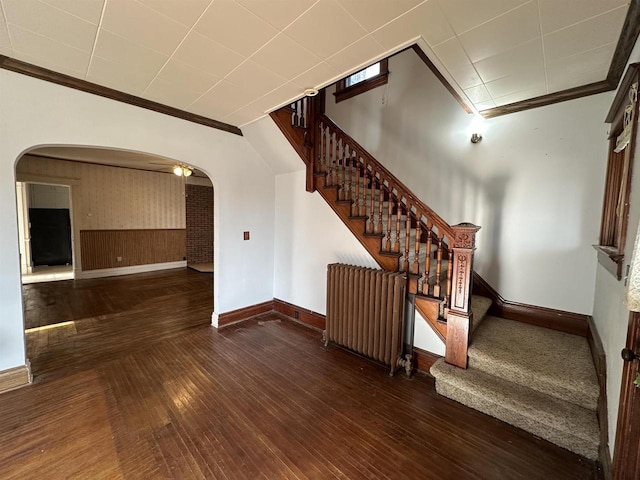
[431,311,600,460]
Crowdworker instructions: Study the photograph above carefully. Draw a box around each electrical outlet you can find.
[243,231,250,240]
[117,256,122,262]
[294,310,299,319]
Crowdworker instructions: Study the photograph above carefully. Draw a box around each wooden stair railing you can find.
[270,95,480,369]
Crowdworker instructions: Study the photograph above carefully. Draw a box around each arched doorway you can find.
[15,146,216,378]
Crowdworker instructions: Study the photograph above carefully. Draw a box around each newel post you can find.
[445,222,481,369]
[305,91,325,193]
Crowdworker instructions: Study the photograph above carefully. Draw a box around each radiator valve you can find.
[396,354,413,379]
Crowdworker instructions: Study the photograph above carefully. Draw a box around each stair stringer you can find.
[415,295,447,342]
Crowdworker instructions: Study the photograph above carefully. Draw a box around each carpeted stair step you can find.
[470,295,492,333]
[468,317,599,411]
[430,359,599,460]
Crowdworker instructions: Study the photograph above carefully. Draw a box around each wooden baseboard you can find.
[0,363,32,394]
[473,273,589,337]
[412,347,440,375]
[218,301,274,328]
[273,298,326,331]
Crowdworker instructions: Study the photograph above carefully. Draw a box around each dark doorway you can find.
[29,208,72,266]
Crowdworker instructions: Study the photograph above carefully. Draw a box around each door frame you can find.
[613,311,640,479]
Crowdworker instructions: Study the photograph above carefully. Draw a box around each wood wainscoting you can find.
[0,364,32,394]
[80,229,186,271]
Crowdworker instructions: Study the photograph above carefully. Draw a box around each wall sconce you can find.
[173,165,193,177]
[470,133,483,144]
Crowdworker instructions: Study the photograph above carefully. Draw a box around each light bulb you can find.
[183,167,192,177]
[173,165,183,176]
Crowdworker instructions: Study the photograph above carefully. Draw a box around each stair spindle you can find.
[422,226,432,295]
[395,201,402,253]
[403,213,411,271]
[446,245,453,302]
[377,183,383,234]
[385,194,393,251]
[337,139,345,201]
[359,164,367,217]
[413,223,420,274]
[434,236,443,298]
[367,174,375,233]
[352,159,360,217]
[344,144,351,201]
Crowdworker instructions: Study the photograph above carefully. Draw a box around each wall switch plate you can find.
[117,256,122,262]
[243,231,250,240]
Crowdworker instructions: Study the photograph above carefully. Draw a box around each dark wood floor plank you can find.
[0,269,599,479]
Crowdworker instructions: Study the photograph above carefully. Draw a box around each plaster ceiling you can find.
[29,146,209,177]
[0,0,630,127]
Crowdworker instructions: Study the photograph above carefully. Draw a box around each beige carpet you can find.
[188,263,213,273]
[431,316,600,460]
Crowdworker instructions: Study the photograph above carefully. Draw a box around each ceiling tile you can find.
[40,0,104,24]
[87,55,157,95]
[475,99,496,111]
[485,70,546,99]
[463,84,491,103]
[238,81,303,114]
[8,23,90,75]
[543,6,627,61]
[459,1,540,63]
[224,60,289,97]
[138,0,211,27]
[0,10,11,50]
[325,35,386,73]
[284,0,367,59]
[172,30,245,78]
[538,0,628,35]
[372,1,454,49]
[152,59,220,95]
[188,79,263,118]
[223,105,265,127]
[337,0,423,32]
[432,37,471,71]
[546,43,614,92]
[93,29,168,77]
[447,63,483,90]
[236,0,317,30]
[250,33,321,80]
[144,76,206,108]
[193,0,278,57]
[473,38,543,83]
[291,61,340,89]
[101,0,188,55]
[493,85,547,106]
[437,0,529,35]
[3,0,98,52]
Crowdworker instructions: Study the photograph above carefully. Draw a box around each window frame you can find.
[334,59,389,103]
[596,66,640,280]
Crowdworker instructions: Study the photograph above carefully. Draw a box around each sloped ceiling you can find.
[0,0,631,127]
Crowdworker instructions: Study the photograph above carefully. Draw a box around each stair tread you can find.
[468,316,599,411]
[430,359,599,460]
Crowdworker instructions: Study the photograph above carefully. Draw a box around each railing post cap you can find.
[452,222,481,232]
[451,223,480,249]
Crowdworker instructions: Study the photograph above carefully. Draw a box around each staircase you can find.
[270,93,600,461]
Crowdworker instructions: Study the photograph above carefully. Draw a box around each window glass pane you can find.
[345,63,381,87]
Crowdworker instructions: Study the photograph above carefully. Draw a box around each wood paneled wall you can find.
[80,229,186,271]
[186,184,213,264]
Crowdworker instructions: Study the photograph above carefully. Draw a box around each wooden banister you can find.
[273,95,480,370]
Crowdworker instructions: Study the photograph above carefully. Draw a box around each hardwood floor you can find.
[5,269,599,479]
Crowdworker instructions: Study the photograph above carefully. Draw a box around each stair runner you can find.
[431,310,600,460]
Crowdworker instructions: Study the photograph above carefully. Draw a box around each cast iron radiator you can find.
[325,263,411,376]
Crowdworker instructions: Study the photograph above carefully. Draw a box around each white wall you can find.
[0,69,275,372]
[274,169,378,314]
[326,49,612,315]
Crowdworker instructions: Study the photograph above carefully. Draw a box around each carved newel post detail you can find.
[445,222,481,369]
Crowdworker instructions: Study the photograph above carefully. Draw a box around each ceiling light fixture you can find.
[173,165,193,177]
[304,88,319,97]
[470,133,483,144]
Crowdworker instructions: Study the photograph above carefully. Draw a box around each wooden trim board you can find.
[0,364,32,394]
[217,301,275,328]
[273,298,326,331]
[0,55,242,136]
[412,347,441,375]
[473,273,589,336]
